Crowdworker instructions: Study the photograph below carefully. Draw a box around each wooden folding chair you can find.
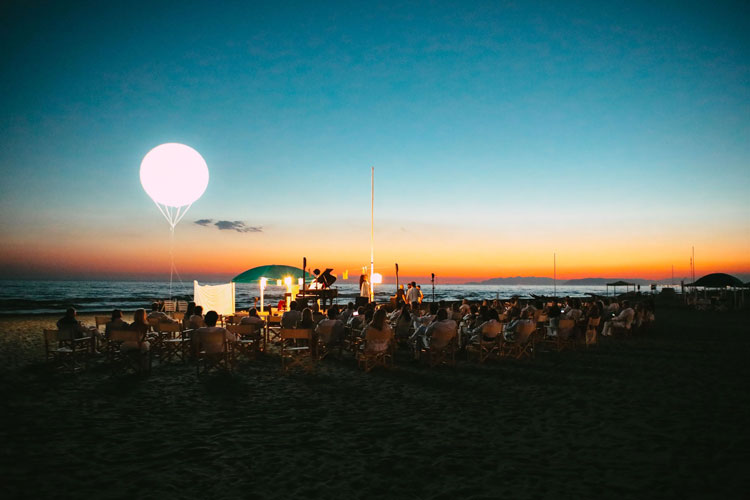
[467,321,505,363]
[585,317,601,347]
[158,322,185,363]
[419,328,458,367]
[177,300,188,312]
[545,318,576,351]
[266,313,283,344]
[94,316,110,333]
[227,324,262,361]
[356,327,394,372]
[43,329,90,373]
[107,329,151,375]
[279,328,313,372]
[499,322,536,360]
[195,330,234,375]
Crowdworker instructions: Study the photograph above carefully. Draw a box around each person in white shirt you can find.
[147,302,173,322]
[194,311,237,354]
[564,298,583,322]
[406,282,420,305]
[602,301,635,336]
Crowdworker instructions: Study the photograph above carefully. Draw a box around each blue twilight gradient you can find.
[0,1,748,265]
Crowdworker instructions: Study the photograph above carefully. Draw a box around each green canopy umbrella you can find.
[232,265,314,283]
[232,265,314,313]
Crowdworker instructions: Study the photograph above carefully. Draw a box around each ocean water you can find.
[0,280,658,315]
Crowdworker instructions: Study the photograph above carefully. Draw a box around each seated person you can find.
[56,307,94,339]
[504,309,535,341]
[424,309,458,349]
[316,307,345,345]
[310,303,326,324]
[194,310,237,354]
[338,302,355,325]
[147,302,171,321]
[602,301,635,336]
[188,305,206,329]
[347,307,367,330]
[281,301,302,328]
[239,308,265,328]
[362,309,393,353]
[458,299,472,317]
[298,308,316,329]
[104,309,129,338]
[393,304,412,340]
[412,309,456,351]
[564,298,583,322]
[123,308,150,351]
[470,308,503,343]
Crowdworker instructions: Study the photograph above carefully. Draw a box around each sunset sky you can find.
[1,1,748,283]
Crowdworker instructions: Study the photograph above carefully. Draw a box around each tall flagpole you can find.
[370,166,375,302]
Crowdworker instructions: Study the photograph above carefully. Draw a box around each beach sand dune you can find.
[1,309,749,499]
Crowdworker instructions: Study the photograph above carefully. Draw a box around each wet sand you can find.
[1,308,749,499]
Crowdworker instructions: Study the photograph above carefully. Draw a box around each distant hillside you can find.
[465,276,660,286]
[562,277,652,286]
[465,276,556,285]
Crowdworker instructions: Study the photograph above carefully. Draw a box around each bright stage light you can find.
[140,143,209,208]
[372,273,383,284]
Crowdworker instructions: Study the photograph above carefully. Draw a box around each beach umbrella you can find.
[233,265,314,313]
[232,265,314,283]
[685,273,744,288]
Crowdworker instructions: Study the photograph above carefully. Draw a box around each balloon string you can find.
[173,203,192,227]
[169,226,174,300]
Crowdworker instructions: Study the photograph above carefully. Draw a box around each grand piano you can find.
[294,268,338,307]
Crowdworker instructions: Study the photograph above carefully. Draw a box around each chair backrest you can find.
[585,317,600,345]
[557,319,575,339]
[516,322,536,344]
[365,326,392,343]
[227,324,257,336]
[95,316,110,329]
[157,321,181,333]
[195,329,228,351]
[163,300,176,312]
[481,320,504,338]
[44,329,59,345]
[148,317,160,330]
[280,328,312,340]
[177,300,188,312]
[109,329,141,343]
[430,324,457,349]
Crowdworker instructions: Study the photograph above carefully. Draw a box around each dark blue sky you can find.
[1,0,748,279]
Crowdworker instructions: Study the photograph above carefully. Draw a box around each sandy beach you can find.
[1,307,748,499]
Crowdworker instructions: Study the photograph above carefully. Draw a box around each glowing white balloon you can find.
[140,143,209,228]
